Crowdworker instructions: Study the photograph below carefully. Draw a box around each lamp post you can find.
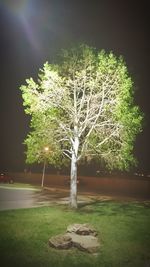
[41,146,49,188]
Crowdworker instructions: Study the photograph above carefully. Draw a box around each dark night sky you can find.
[0,0,149,172]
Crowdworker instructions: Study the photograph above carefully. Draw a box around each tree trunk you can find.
[70,152,78,209]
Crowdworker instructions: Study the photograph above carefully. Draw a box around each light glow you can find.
[44,146,49,152]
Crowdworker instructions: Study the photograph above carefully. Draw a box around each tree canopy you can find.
[20,44,143,170]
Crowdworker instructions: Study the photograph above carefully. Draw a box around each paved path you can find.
[0,185,81,210]
[0,186,70,211]
[0,185,103,211]
[0,187,43,210]
[1,184,149,211]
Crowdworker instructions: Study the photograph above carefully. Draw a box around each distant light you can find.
[44,146,49,152]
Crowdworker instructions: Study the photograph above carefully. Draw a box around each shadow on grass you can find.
[78,199,150,217]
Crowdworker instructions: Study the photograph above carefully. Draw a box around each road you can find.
[0,186,42,210]
[0,185,69,211]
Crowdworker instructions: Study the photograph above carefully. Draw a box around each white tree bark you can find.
[70,134,79,208]
[70,152,78,208]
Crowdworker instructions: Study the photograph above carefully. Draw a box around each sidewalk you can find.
[1,183,149,210]
[43,186,150,205]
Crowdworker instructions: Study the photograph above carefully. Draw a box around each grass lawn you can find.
[0,200,150,267]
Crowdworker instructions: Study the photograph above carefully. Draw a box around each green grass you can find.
[0,201,150,267]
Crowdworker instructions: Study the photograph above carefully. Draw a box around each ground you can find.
[0,183,150,267]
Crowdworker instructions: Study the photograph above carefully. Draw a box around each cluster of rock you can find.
[49,223,100,253]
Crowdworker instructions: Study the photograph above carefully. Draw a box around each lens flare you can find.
[20,14,40,52]
[2,0,41,52]
[3,0,29,15]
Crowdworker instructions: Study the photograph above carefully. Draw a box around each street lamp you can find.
[41,146,49,188]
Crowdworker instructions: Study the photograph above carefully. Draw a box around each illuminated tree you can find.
[24,114,62,166]
[20,44,143,208]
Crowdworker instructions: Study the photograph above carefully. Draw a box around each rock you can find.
[49,234,72,249]
[66,233,100,253]
[67,223,97,236]
[48,224,100,253]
